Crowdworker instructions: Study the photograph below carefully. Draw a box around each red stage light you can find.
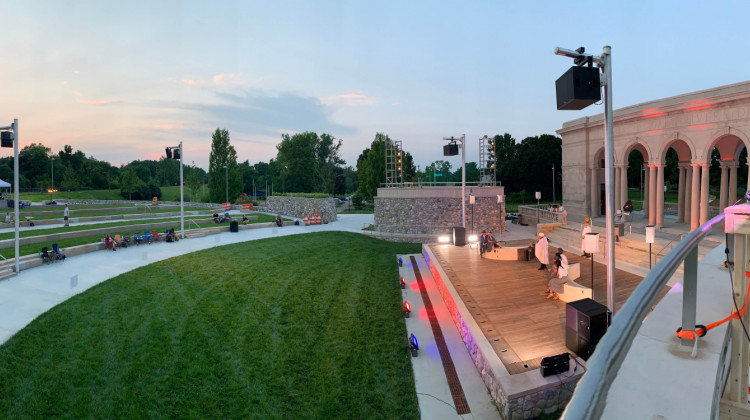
[404,301,411,315]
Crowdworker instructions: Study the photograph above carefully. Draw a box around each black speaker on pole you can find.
[555,66,601,110]
[565,298,608,361]
[443,143,459,156]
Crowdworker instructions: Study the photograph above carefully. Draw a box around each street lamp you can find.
[165,142,184,239]
[552,163,555,203]
[535,191,541,225]
[0,120,19,273]
[50,156,54,201]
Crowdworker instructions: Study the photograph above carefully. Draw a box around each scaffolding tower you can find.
[479,135,497,186]
[385,139,403,187]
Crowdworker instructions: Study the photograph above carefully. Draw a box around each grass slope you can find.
[0,232,421,419]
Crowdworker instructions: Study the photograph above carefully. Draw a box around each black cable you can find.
[416,392,456,412]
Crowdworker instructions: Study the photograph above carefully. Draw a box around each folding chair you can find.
[134,232,143,245]
[151,230,159,242]
[143,231,153,244]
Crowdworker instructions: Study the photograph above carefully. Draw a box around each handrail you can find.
[654,231,684,261]
[561,212,726,419]
[0,253,11,276]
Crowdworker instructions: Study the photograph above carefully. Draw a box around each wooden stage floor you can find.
[428,242,671,375]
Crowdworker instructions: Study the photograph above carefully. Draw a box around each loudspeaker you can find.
[452,226,465,246]
[555,66,601,110]
[443,143,459,156]
[565,298,608,361]
[1,131,13,148]
[540,353,570,377]
[229,220,238,232]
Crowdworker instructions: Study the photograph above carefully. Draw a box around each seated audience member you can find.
[489,231,501,248]
[4,212,9,224]
[104,233,116,251]
[242,215,249,225]
[480,231,488,255]
[275,214,283,227]
[213,213,219,223]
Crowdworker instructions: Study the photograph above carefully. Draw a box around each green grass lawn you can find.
[20,189,124,201]
[0,214,278,259]
[19,206,210,221]
[0,232,421,419]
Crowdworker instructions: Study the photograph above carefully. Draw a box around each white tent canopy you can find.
[0,179,10,188]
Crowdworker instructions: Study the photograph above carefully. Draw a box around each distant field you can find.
[19,186,208,203]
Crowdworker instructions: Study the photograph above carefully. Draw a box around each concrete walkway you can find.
[0,213,501,419]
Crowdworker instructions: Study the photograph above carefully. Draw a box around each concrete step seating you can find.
[559,280,592,303]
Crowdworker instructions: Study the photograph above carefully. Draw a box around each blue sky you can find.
[1,1,749,171]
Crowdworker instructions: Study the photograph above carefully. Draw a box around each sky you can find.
[1,1,750,172]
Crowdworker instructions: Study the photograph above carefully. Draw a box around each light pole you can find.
[0,120,19,273]
[50,156,54,201]
[555,45,616,316]
[223,164,228,203]
[165,142,184,238]
[443,134,466,227]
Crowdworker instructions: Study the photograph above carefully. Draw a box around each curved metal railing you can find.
[561,212,726,419]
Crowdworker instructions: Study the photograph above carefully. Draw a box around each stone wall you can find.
[423,245,581,419]
[375,187,505,235]
[266,196,337,223]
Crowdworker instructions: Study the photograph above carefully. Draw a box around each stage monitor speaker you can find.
[540,353,570,377]
[555,66,601,110]
[565,298,608,361]
[452,226,466,246]
[443,143,459,156]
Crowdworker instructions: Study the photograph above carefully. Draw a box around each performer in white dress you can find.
[581,217,592,258]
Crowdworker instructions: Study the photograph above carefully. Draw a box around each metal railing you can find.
[0,253,12,278]
[654,231,685,263]
[518,205,565,225]
[562,212,726,419]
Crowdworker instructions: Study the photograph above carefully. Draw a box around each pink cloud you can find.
[154,123,185,131]
[212,73,246,85]
[182,79,206,86]
[320,92,376,107]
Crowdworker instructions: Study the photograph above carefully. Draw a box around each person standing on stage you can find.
[64,204,70,227]
[581,217,592,258]
[532,232,549,270]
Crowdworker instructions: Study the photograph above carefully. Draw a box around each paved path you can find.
[0,213,501,419]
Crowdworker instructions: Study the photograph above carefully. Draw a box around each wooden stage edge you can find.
[426,243,671,375]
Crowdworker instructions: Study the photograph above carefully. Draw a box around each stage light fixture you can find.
[400,276,406,289]
[404,301,411,318]
[409,333,419,357]
[398,257,403,267]
[438,235,450,244]
[468,234,478,243]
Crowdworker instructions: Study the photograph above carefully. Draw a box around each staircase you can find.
[544,222,722,282]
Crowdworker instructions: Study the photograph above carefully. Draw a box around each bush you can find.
[272,192,330,198]
[352,192,364,210]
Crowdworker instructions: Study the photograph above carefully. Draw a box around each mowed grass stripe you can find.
[0,231,420,419]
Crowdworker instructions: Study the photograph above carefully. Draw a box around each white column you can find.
[656,164,665,227]
[591,167,598,216]
[690,164,701,230]
[648,164,657,225]
[677,164,686,223]
[719,162,728,212]
[614,166,622,211]
[621,164,628,209]
[699,163,710,225]
[729,161,738,207]
[688,165,693,217]
[643,165,650,219]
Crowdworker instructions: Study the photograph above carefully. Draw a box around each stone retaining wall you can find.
[375,187,505,235]
[266,196,337,223]
[422,245,581,419]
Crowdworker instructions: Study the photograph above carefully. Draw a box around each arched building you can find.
[558,81,750,228]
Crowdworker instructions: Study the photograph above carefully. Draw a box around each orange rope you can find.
[675,271,750,340]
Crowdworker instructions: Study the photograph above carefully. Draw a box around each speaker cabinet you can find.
[452,226,465,246]
[565,298,608,360]
[443,143,459,156]
[555,66,601,110]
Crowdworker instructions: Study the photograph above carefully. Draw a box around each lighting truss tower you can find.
[479,135,496,186]
[385,139,403,187]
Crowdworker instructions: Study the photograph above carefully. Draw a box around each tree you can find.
[60,166,80,191]
[315,133,345,195]
[120,168,140,200]
[356,133,388,199]
[186,162,201,202]
[275,132,317,193]
[208,128,241,203]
